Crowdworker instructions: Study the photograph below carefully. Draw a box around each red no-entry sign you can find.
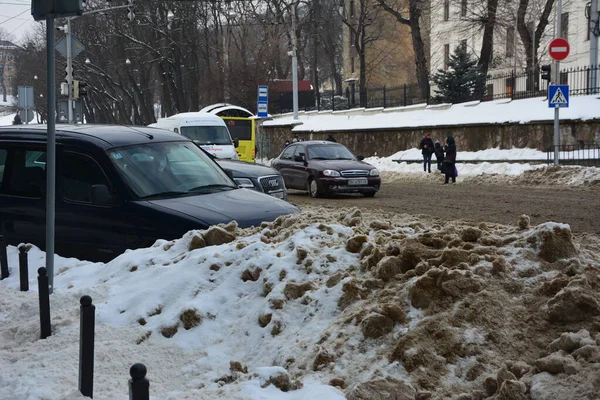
[549,38,570,61]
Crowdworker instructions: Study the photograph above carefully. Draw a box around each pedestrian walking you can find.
[418,132,434,173]
[433,141,444,171]
[292,135,300,143]
[283,140,291,148]
[442,136,457,184]
[326,134,336,142]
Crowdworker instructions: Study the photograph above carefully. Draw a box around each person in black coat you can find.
[418,132,434,173]
[433,141,444,171]
[442,136,457,184]
[326,134,336,142]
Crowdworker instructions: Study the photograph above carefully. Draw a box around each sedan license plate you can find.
[348,178,368,185]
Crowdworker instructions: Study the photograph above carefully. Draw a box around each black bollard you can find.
[129,363,149,400]
[37,267,51,339]
[19,245,29,291]
[79,295,95,399]
[0,235,9,280]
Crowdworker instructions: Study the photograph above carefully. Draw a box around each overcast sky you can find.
[0,1,39,43]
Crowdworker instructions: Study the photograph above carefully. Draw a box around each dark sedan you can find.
[216,159,288,201]
[271,140,381,198]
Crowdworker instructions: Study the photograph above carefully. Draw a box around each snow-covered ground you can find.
[265,95,600,131]
[1,107,600,399]
[1,208,600,400]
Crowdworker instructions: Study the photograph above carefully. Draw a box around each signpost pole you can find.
[553,0,563,166]
[46,13,56,295]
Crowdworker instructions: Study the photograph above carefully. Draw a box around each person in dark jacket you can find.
[12,113,22,125]
[442,136,457,184]
[433,141,444,171]
[326,134,336,142]
[419,132,435,173]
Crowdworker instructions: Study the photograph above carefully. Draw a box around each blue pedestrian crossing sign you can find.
[548,85,569,108]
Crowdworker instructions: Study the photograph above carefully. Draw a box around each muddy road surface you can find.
[288,176,600,235]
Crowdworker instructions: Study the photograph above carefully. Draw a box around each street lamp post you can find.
[288,1,299,120]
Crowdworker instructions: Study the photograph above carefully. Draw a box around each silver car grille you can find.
[340,170,369,177]
[258,175,285,194]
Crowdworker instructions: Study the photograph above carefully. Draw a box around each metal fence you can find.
[278,64,599,113]
[483,65,600,101]
[546,143,600,166]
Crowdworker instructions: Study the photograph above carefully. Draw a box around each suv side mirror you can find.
[90,184,113,206]
[293,155,304,162]
[224,169,235,180]
[233,138,239,148]
[357,155,365,161]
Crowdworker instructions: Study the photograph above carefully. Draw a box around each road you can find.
[288,179,600,235]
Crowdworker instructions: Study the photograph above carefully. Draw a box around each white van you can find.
[151,112,239,160]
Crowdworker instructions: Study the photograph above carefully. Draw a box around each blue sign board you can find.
[258,85,268,102]
[548,85,569,108]
[257,85,269,117]
[257,102,268,118]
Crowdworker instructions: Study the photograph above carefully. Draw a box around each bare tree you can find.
[340,0,386,107]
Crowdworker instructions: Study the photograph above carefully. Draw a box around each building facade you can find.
[429,0,599,99]
[0,40,18,103]
[340,0,424,98]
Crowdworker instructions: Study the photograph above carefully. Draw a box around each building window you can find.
[561,13,569,40]
[461,0,467,17]
[8,77,12,83]
[460,39,467,51]
[444,0,450,21]
[506,27,515,57]
[444,44,450,70]
[7,65,12,71]
[350,0,355,17]
[351,57,355,73]
[587,11,591,41]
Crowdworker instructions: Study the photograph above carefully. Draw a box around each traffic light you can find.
[127,0,135,21]
[78,81,88,97]
[541,64,552,82]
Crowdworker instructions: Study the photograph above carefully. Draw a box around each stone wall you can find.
[258,120,600,160]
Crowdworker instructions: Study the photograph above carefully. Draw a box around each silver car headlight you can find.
[234,178,255,188]
[369,169,380,176]
[323,169,341,177]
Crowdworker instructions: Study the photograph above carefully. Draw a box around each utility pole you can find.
[290,2,299,119]
[591,0,598,93]
[66,18,73,124]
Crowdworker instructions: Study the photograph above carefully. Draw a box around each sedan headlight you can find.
[234,178,255,188]
[369,169,380,176]
[323,169,341,177]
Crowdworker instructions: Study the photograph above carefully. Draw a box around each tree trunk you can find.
[474,0,499,99]
[408,1,429,101]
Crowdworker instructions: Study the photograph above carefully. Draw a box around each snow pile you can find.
[1,208,600,399]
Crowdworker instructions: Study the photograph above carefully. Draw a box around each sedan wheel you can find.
[308,179,321,198]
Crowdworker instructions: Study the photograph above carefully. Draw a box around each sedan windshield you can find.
[108,141,236,199]
[307,144,355,160]
[180,126,232,146]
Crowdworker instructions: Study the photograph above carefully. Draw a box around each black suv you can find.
[0,124,299,262]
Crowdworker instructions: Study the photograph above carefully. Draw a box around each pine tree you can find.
[432,45,488,104]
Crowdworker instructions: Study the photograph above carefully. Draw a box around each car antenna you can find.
[127,126,154,140]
